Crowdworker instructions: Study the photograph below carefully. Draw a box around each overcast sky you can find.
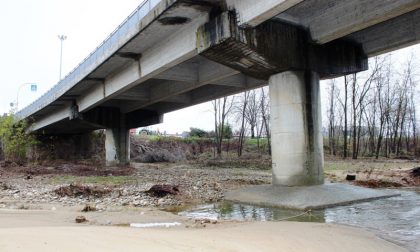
[0,1,419,134]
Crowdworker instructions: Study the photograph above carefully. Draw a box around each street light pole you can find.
[12,83,37,111]
[58,35,67,80]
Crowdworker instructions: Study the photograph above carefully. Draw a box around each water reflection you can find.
[324,188,420,252]
[179,202,325,223]
[176,188,420,252]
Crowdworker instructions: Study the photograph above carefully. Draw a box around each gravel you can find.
[0,163,271,209]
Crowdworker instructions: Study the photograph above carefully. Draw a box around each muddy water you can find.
[175,188,420,252]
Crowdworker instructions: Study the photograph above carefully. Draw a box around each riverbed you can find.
[176,188,420,252]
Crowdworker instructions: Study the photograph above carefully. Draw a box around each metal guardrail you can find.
[17,0,161,119]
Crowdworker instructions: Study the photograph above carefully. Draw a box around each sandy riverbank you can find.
[0,208,407,252]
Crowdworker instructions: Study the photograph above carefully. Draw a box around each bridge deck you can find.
[16,0,420,133]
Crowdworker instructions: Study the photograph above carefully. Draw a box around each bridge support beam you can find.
[269,71,324,186]
[226,71,398,208]
[198,11,367,187]
[105,114,130,166]
[105,127,130,166]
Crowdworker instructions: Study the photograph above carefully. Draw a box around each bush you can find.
[218,123,233,139]
[0,114,36,163]
[189,127,208,138]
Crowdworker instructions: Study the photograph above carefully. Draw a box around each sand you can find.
[0,208,407,252]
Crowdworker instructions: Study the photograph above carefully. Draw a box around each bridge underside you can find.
[24,0,420,185]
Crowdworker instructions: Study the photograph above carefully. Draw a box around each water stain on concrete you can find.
[158,16,191,25]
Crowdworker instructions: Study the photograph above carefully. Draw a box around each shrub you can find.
[218,123,233,139]
[0,114,36,163]
[189,127,208,138]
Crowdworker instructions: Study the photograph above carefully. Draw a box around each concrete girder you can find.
[197,12,368,80]
[154,62,198,83]
[226,0,303,27]
[143,76,266,115]
[31,105,72,132]
[120,59,239,113]
[281,0,420,44]
[77,61,141,112]
[67,106,161,132]
[164,93,192,104]
[116,91,150,101]
[139,14,209,80]
[75,13,209,115]
[210,74,247,88]
[346,8,420,56]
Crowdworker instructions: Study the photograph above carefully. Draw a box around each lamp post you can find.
[58,35,67,80]
[11,83,37,111]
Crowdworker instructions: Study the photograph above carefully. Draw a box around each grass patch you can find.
[245,138,269,146]
[201,158,271,170]
[324,162,355,172]
[50,175,137,186]
[324,159,417,172]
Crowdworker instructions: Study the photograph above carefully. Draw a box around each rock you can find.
[75,216,87,223]
[140,199,149,206]
[411,167,420,177]
[158,198,166,205]
[146,184,180,198]
[81,205,96,212]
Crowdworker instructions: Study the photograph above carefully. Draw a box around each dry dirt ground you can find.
[324,158,420,187]
[0,158,418,210]
[0,161,271,209]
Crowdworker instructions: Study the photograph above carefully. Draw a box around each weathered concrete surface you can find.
[345,8,420,56]
[105,127,129,166]
[225,183,400,210]
[197,12,368,80]
[280,0,420,44]
[226,0,303,27]
[270,71,324,186]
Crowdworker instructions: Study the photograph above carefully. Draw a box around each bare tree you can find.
[213,96,235,157]
[235,91,249,157]
[375,57,393,159]
[342,75,350,158]
[350,57,381,159]
[260,87,271,155]
[245,90,260,139]
[327,80,339,155]
[325,54,419,159]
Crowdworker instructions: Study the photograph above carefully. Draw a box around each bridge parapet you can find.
[16,0,162,120]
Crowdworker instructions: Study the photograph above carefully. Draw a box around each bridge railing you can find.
[17,0,161,119]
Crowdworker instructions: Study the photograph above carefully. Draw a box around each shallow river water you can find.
[175,188,420,252]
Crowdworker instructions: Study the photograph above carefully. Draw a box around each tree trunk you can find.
[343,76,349,159]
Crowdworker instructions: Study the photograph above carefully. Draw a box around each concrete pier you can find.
[269,71,324,186]
[105,127,130,166]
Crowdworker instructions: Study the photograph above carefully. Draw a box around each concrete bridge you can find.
[18,0,420,189]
